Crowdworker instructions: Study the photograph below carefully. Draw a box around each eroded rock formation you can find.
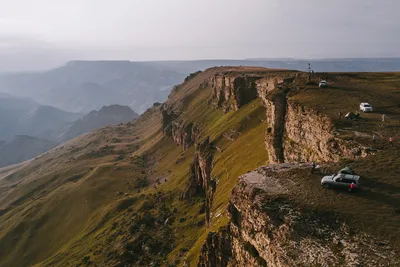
[263,96,369,163]
[210,74,261,112]
[181,137,216,226]
[198,165,400,267]
[161,103,177,137]
[206,70,373,163]
[170,121,200,150]
[264,90,287,163]
[161,104,199,149]
[198,227,233,267]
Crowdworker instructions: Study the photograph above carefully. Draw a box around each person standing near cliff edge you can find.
[311,161,316,174]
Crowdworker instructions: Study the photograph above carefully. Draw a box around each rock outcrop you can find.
[198,227,233,267]
[182,137,216,226]
[206,70,373,163]
[167,70,366,162]
[264,90,287,163]
[170,121,200,150]
[161,104,199,149]
[198,165,400,267]
[161,103,178,137]
[283,102,354,162]
[263,95,370,163]
[210,74,261,112]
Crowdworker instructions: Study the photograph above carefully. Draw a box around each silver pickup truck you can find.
[321,173,360,192]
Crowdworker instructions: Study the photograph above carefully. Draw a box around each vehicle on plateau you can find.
[360,102,373,112]
[319,80,327,87]
[321,167,360,192]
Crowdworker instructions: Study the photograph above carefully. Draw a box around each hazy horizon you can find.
[1,0,399,71]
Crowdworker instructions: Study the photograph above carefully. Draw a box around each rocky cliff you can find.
[264,95,371,163]
[210,74,261,112]
[198,165,400,267]
[207,71,368,163]
[159,69,381,266]
[181,137,216,226]
[161,103,177,137]
[161,104,200,149]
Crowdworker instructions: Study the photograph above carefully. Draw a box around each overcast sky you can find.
[0,0,399,71]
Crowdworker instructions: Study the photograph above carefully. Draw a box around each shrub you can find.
[184,71,202,82]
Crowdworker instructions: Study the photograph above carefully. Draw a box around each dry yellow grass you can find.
[0,68,398,266]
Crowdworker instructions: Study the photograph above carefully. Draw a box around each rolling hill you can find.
[0,101,138,167]
[0,67,399,266]
[58,104,139,143]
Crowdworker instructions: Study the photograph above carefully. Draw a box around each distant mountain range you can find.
[58,104,138,143]
[0,93,81,141]
[0,61,187,114]
[0,58,399,167]
[0,94,138,167]
[145,58,400,73]
[1,59,400,115]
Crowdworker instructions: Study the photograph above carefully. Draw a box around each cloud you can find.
[0,0,399,71]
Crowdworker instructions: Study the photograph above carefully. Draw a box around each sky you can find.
[0,0,399,71]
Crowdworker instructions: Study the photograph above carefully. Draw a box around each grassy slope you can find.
[0,107,162,266]
[285,72,400,248]
[0,68,398,266]
[291,72,400,139]
[275,145,400,248]
[0,68,269,266]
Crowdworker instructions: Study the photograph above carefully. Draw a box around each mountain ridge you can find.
[0,60,187,114]
[0,67,398,266]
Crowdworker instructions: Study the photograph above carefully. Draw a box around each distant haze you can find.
[0,0,399,71]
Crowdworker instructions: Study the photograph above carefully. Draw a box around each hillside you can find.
[0,67,399,266]
[58,105,139,143]
[0,101,137,168]
[0,135,55,168]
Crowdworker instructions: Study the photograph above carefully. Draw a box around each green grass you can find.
[0,69,399,266]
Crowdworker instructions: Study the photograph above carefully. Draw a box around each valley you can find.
[0,94,139,168]
[0,67,399,266]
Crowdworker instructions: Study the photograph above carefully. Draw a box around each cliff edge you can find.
[199,165,400,267]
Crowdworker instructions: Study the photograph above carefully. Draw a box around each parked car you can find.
[321,173,360,192]
[360,102,373,112]
[319,80,327,87]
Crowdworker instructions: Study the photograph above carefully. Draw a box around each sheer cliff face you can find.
[160,70,380,266]
[265,97,367,163]
[264,92,287,163]
[209,71,366,163]
[283,102,352,162]
[210,75,260,112]
[161,104,199,149]
[165,71,357,163]
[199,166,400,267]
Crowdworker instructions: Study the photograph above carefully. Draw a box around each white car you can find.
[319,80,327,87]
[360,102,373,112]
